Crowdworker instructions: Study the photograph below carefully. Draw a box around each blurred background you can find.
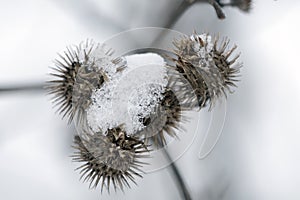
[1,0,300,199]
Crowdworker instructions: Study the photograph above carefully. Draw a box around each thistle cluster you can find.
[48,32,241,192]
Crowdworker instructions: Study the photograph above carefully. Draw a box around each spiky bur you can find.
[72,125,149,192]
[136,88,183,147]
[169,32,242,109]
[47,40,125,124]
[123,54,183,147]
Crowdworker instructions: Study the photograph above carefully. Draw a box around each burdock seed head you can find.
[47,40,125,124]
[170,32,242,109]
[136,88,183,147]
[72,125,149,192]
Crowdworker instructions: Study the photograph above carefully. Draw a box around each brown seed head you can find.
[72,125,149,192]
[47,40,125,123]
[170,33,242,109]
[136,88,183,147]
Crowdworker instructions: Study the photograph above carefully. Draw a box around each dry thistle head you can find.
[136,88,182,147]
[47,40,125,123]
[170,32,242,109]
[72,125,149,192]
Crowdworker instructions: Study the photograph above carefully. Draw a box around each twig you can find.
[162,0,227,29]
[208,0,226,19]
[157,139,192,200]
[0,84,45,94]
[151,0,225,45]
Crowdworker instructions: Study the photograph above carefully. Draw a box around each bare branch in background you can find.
[196,0,252,18]
[218,0,252,12]
[208,0,226,19]
[0,84,45,94]
[152,0,251,45]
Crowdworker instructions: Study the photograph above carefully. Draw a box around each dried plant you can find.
[72,125,149,192]
[47,30,242,195]
[1,0,249,196]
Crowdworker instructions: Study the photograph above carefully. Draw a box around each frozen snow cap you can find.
[87,52,168,135]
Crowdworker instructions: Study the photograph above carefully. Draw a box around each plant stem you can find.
[160,145,192,200]
[0,84,45,94]
[157,140,192,200]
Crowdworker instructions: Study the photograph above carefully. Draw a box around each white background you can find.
[0,0,299,199]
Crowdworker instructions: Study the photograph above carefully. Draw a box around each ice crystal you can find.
[128,83,165,132]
